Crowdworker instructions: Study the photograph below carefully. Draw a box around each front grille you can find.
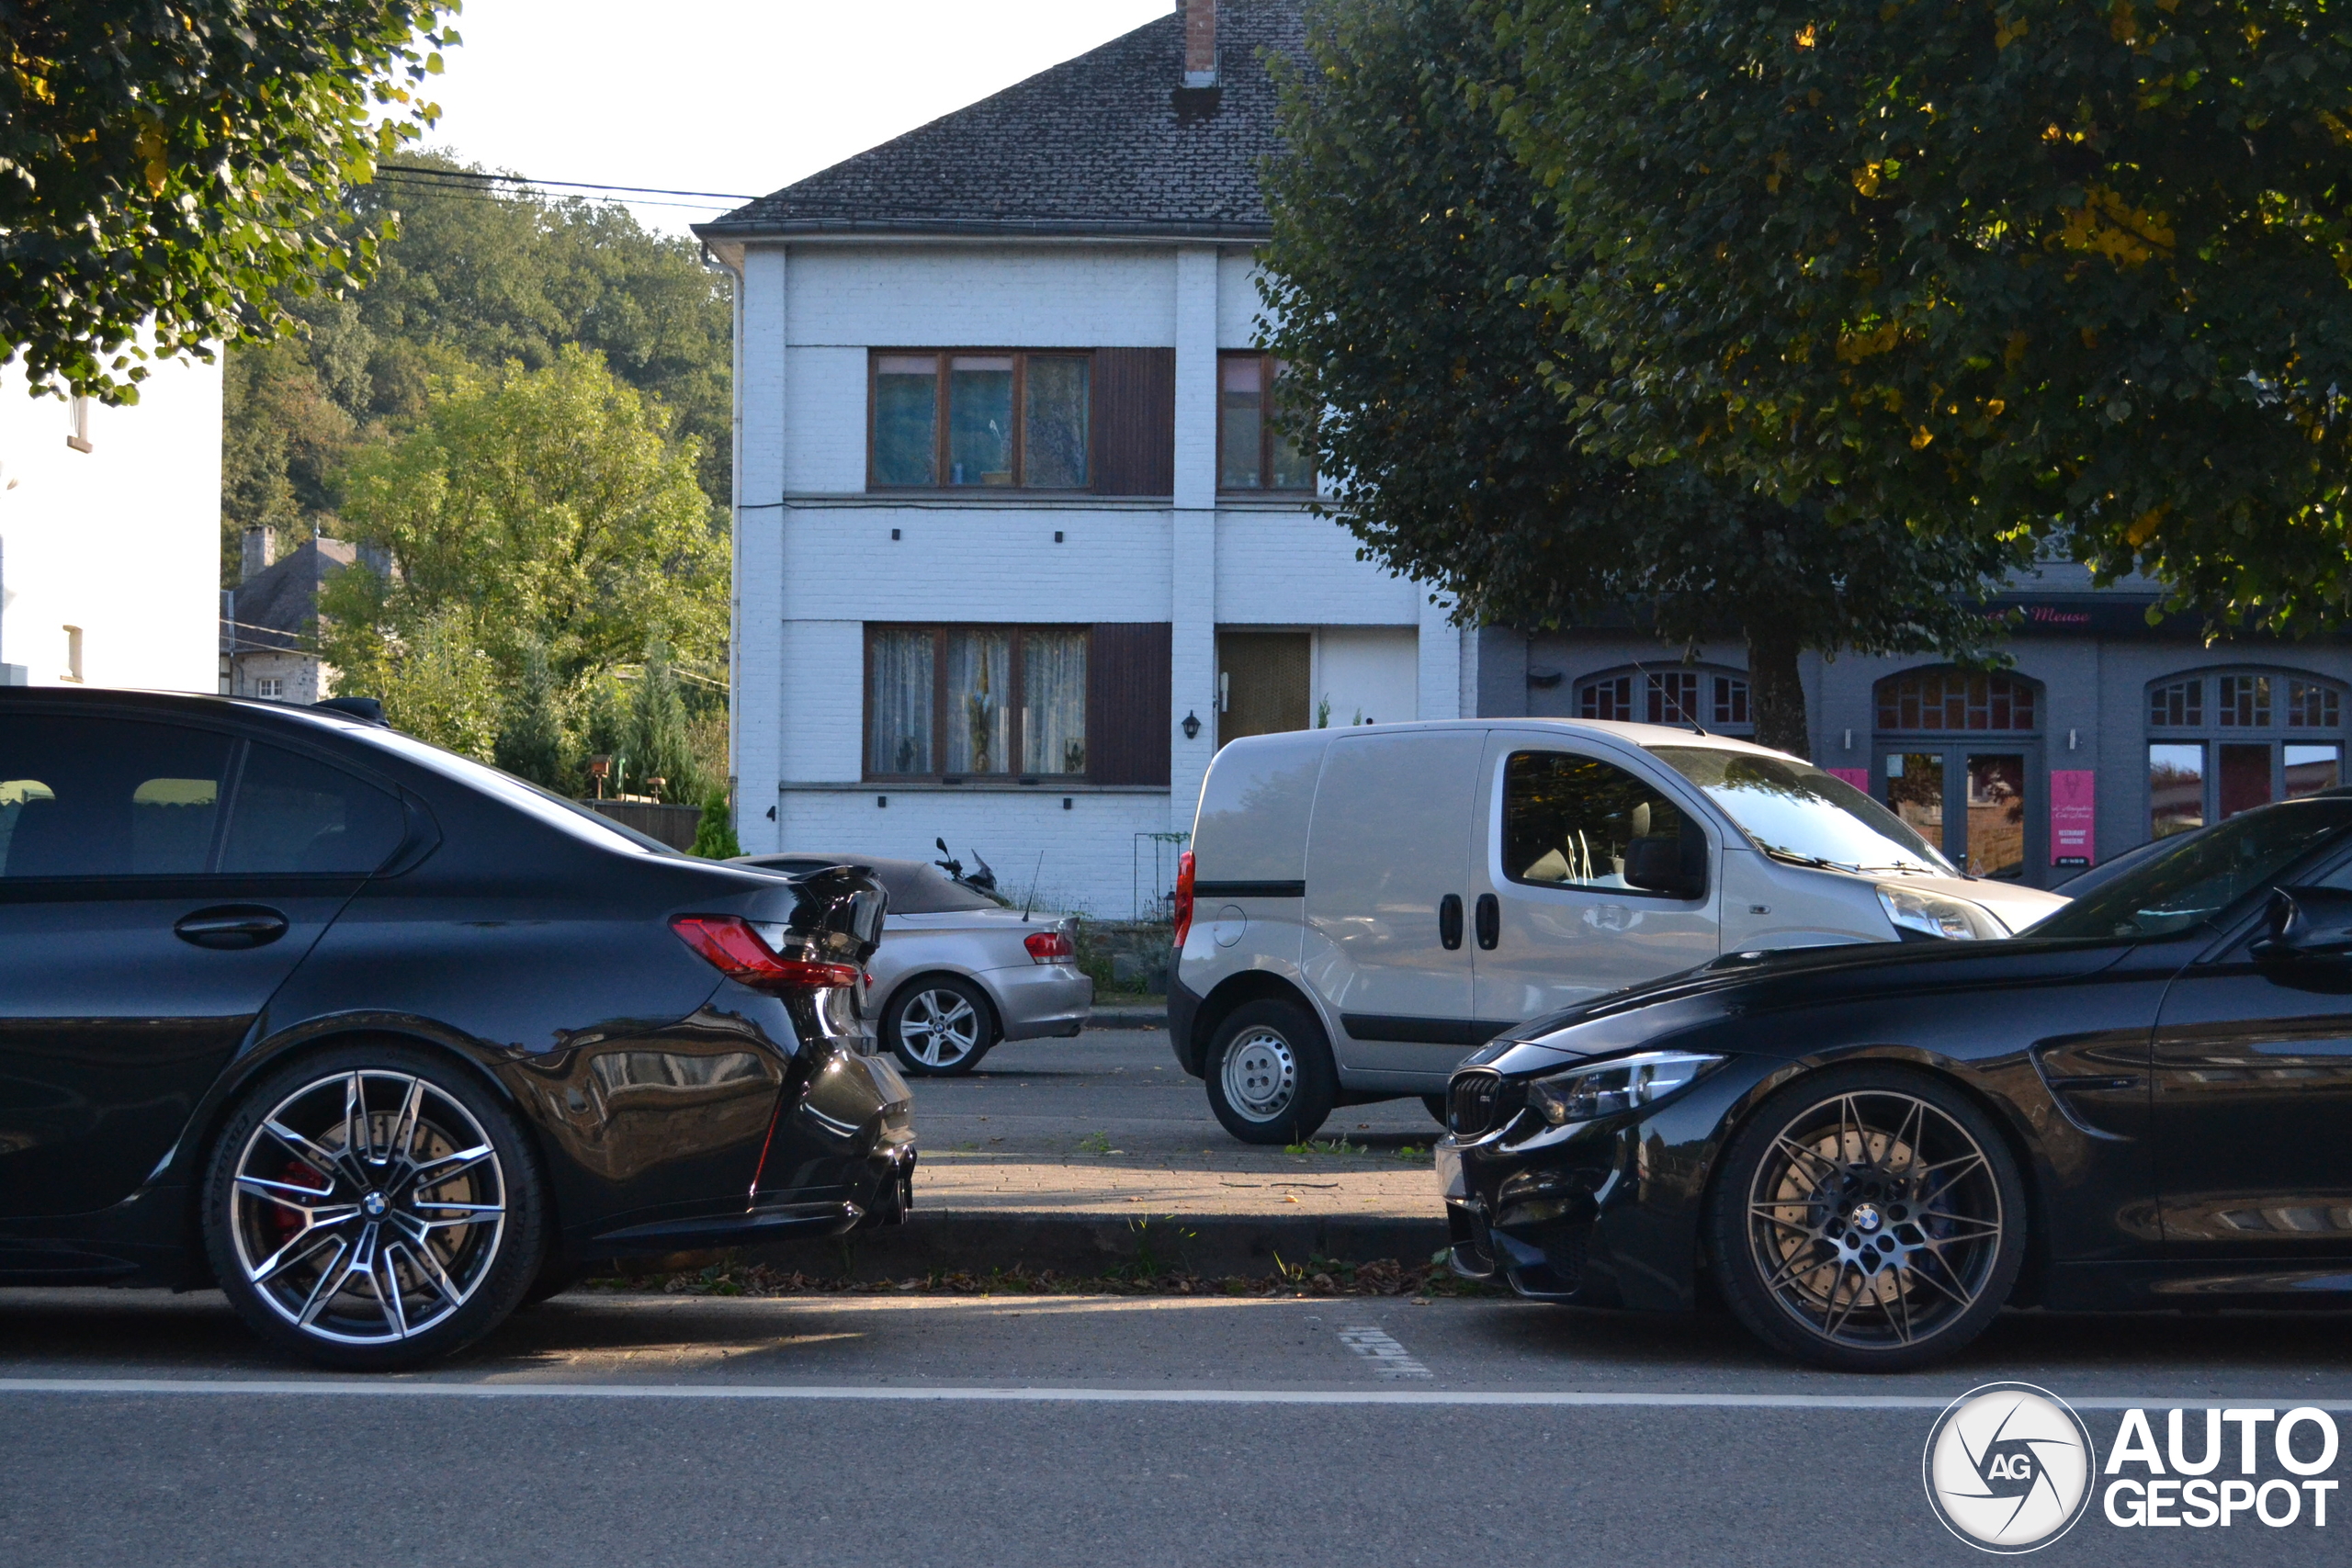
[1449,1069,1503,1137]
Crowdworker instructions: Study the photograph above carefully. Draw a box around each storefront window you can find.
[2145,670,2347,835]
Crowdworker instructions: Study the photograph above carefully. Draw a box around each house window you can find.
[869,352,1091,489]
[256,677,283,700]
[867,626,1089,780]
[2143,670,2346,837]
[1217,354,1313,491]
[1875,671,2035,732]
[1646,671,1699,725]
[1713,676,1750,728]
[1578,675,1633,723]
[66,395,93,453]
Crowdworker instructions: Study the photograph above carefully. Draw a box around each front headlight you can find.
[1876,884,2008,941]
[1526,1050,1726,1127]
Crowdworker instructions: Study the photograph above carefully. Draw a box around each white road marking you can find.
[4,1379,2349,1409]
[1335,1325,1432,1380]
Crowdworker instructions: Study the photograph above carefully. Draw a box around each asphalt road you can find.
[7,1284,2352,1565]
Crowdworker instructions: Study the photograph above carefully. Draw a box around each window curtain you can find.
[1023,631,1087,775]
[945,631,1011,773]
[868,630,934,773]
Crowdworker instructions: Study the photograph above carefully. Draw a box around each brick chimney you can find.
[1183,0,1217,88]
[240,525,277,584]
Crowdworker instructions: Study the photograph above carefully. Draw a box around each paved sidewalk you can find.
[738,1031,1454,1276]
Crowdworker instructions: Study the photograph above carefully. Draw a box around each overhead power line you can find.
[374,162,756,204]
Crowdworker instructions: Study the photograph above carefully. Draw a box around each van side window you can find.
[1503,750,1698,897]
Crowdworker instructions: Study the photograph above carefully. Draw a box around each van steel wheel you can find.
[885,976,996,1076]
[1204,998,1335,1145]
[203,1043,545,1371]
[1710,1066,2025,1371]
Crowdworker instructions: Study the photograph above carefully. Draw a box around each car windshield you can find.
[337,727,675,856]
[1647,746,1954,875]
[2026,800,2352,941]
[744,856,1000,913]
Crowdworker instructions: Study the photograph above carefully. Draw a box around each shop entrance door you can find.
[1876,747,2041,887]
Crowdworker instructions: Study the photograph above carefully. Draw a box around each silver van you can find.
[1168,718,2065,1143]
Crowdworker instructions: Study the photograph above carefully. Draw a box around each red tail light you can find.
[671,915,861,991]
[1172,851,1195,946]
[1023,929,1075,964]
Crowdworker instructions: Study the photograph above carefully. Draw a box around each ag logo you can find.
[1923,1382,2097,1552]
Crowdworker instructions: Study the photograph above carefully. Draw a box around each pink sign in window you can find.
[1826,768,1871,793]
[2050,770,2096,866]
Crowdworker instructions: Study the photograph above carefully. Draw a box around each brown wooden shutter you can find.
[1091,349,1175,495]
[1087,623,1171,784]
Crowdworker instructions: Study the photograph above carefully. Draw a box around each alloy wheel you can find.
[899,987,983,1068]
[1744,1089,2004,1351]
[227,1069,507,1347]
[1220,1028,1298,1122]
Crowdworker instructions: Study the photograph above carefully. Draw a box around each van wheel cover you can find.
[1223,1029,1299,1122]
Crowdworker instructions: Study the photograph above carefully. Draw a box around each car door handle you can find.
[1475,894,1499,951]
[175,906,289,950]
[1438,894,1464,951]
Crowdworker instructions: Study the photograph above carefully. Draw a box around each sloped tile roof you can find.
[222,536,356,655]
[695,2,1303,241]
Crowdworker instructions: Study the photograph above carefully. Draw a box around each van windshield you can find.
[1646,746,1954,876]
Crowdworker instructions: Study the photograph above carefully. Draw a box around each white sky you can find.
[419,0,1176,235]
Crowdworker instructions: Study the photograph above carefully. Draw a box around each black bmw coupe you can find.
[0,686,914,1368]
[1442,792,2352,1371]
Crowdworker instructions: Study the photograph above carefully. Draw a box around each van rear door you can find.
[1303,728,1487,1076]
[1468,731,1720,1024]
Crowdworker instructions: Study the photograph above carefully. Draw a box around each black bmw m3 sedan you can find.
[1441,793,2352,1371]
[0,687,914,1368]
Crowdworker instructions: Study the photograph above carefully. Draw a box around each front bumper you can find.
[1439,1066,1754,1312]
[988,963,1093,1041]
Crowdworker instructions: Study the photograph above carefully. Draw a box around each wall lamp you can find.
[1182,710,1202,740]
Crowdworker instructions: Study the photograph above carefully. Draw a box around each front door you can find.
[2149,861,2352,1261]
[1302,728,1485,1074]
[1470,734,1719,1025]
[0,714,403,1220]
[1879,747,2040,887]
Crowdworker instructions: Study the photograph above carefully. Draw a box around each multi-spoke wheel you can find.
[1204,998,1336,1145]
[884,976,996,1076]
[1711,1066,2025,1371]
[203,1044,546,1370]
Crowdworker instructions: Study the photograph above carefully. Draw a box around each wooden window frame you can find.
[865,350,1093,492]
[1216,352,1315,494]
[864,623,1094,784]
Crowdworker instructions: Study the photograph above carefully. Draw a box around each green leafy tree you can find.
[321,344,726,694]
[2,0,457,401]
[628,638,704,803]
[1492,0,2352,632]
[689,790,741,859]
[1262,0,2020,752]
[375,606,498,759]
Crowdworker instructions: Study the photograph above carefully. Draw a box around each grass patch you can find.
[1283,1134,1368,1156]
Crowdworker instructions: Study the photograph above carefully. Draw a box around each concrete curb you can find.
[721,1212,1449,1280]
[1085,1006,1170,1030]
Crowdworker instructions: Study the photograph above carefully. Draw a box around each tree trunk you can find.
[1746,622,1811,759]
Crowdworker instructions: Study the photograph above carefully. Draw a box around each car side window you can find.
[219,743,406,875]
[1503,750,1700,896]
[0,715,234,877]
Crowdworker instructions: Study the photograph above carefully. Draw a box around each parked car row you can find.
[13,693,2350,1375]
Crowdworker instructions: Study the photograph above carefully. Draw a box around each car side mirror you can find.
[2252,886,2352,963]
[1624,833,1705,899]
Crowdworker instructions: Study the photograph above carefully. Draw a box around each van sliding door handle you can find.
[1475,894,1499,950]
[1438,894,1464,951]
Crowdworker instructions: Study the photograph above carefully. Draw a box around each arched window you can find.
[1874,671,2037,733]
[1577,665,1751,734]
[2144,668,2346,837]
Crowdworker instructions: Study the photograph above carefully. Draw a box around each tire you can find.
[883,975,998,1076]
[1421,1094,1450,1127]
[520,1255,577,1307]
[1708,1065,2026,1372]
[201,1041,548,1371]
[1204,998,1337,1145]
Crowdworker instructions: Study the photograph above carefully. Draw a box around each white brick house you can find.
[698,1,1468,916]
